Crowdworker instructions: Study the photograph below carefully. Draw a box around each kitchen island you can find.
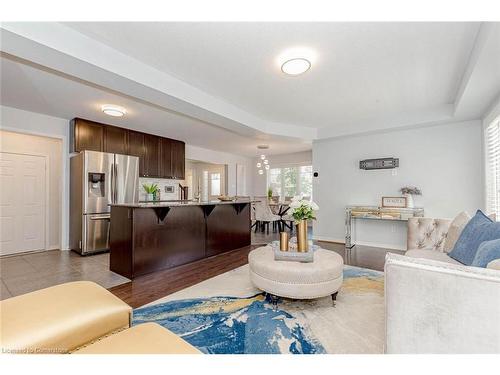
[109,200,252,279]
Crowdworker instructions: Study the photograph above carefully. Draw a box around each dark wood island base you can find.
[109,201,251,279]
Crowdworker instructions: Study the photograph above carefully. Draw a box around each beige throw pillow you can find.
[443,211,471,253]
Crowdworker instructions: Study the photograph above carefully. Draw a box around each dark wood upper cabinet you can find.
[160,137,173,178]
[71,119,104,152]
[70,118,185,180]
[171,140,185,180]
[127,130,145,176]
[143,134,160,178]
[104,126,128,154]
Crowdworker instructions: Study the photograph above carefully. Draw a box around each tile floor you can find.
[0,250,129,300]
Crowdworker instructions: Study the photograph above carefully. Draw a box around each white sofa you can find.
[384,216,500,353]
[385,253,500,353]
[405,217,500,270]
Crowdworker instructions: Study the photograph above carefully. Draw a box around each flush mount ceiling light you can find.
[101,104,127,117]
[281,58,311,76]
[276,47,317,76]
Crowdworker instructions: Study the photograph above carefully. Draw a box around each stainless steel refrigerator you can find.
[70,150,139,255]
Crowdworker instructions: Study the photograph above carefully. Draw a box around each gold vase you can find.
[279,232,289,251]
[296,219,308,252]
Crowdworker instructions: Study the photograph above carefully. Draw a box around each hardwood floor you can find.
[108,245,259,308]
[108,241,404,308]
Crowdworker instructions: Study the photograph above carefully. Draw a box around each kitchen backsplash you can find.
[139,177,185,201]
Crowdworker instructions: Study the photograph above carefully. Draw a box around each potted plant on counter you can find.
[143,183,159,201]
[289,196,319,252]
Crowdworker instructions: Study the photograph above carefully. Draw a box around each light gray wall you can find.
[312,120,484,250]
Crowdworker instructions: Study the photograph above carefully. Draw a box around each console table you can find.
[345,205,424,248]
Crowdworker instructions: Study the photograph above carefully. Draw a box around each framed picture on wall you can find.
[381,196,407,208]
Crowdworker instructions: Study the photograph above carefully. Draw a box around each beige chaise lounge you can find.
[0,281,200,354]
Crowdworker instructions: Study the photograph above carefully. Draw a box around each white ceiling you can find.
[64,22,483,127]
[0,56,311,156]
[1,22,499,156]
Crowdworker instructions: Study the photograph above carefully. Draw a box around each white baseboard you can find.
[313,235,406,251]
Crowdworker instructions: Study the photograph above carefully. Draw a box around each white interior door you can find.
[0,152,46,256]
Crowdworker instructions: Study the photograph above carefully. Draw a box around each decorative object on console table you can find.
[381,196,407,208]
[289,196,319,252]
[400,186,422,209]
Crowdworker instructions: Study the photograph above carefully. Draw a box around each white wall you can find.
[1,105,70,250]
[252,150,312,196]
[313,120,483,250]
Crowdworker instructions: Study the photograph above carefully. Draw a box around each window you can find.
[299,166,313,199]
[269,168,282,196]
[486,117,500,216]
[268,165,313,199]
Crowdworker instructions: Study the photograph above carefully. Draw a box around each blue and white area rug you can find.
[132,264,384,354]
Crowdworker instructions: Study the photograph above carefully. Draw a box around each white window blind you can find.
[486,117,500,216]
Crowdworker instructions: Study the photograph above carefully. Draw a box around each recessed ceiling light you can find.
[281,58,311,76]
[101,104,126,117]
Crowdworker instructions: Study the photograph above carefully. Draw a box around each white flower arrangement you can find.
[289,196,319,223]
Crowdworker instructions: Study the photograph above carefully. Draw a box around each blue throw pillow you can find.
[471,239,500,267]
[448,210,500,265]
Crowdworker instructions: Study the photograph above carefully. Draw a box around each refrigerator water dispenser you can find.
[88,172,105,197]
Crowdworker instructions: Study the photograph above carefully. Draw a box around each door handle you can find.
[110,161,115,204]
[113,163,118,203]
[89,215,111,220]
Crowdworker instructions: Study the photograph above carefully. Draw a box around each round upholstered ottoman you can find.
[248,246,343,303]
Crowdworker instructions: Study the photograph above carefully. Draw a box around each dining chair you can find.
[253,199,281,234]
[250,202,258,229]
[281,212,295,233]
